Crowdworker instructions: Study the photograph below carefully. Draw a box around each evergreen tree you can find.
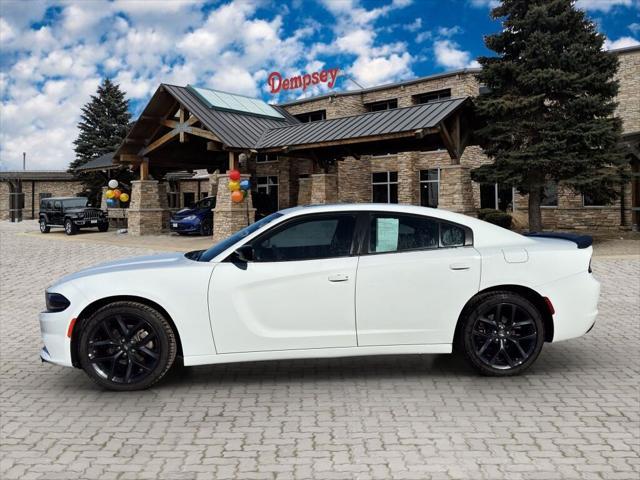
[69,79,132,200]
[471,0,626,231]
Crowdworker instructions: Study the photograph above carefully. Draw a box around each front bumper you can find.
[73,218,108,226]
[169,219,200,233]
[39,309,74,366]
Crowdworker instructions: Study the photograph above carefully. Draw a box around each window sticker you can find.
[376,218,399,252]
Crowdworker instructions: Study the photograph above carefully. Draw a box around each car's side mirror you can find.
[234,245,254,263]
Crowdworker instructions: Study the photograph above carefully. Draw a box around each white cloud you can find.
[433,39,478,69]
[437,26,463,37]
[603,36,640,50]
[469,0,499,8]
[405,18,422,32]
[350,52,412,86]
[576,0,634,12]
[629,23,640,34]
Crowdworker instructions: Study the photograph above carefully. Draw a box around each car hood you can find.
[49,252,188,287]
[65,207,101,214]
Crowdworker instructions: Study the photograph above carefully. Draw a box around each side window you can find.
[441,222,466,247]
[368,214,470,253]
[47,200,53,209]
[253,214,356,262]
[369,214,439,253]
[54,201,62,210]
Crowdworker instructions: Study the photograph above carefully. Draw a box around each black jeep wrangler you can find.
[39,197,109,235]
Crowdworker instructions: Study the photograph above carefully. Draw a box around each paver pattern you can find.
[1,220,639,480]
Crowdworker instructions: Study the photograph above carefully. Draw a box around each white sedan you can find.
[39,204,600,390]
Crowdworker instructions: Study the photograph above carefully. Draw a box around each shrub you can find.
[477,208,499,220]
[484,211,513,229]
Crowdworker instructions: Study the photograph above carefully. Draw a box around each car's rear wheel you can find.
[200,219,212,236]
[459,292,544,376]
[64,218,77,235]
[78,301,177,391]
[39,218,50,233]
[98,222,109,232]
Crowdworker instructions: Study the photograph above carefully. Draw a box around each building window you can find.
[167,192,179,208]
[372,171,398,203]
[583,192,610,207]
[256,153,279,163]
[294,110,326,123]
[39,192,52,200]
[365,99,398,112]
[413,89,451,104]
[257,175,279,214]
[480,184,513,211]
[183,192,195,208]
[541,181,558,207]
[419,169,439,208]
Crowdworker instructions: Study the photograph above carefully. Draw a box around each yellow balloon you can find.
[228,181,240,192]
[119,193,129,203]
[106,189,115,199]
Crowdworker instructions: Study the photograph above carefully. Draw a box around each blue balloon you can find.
[240,179,251,191]
[106,198,117,207]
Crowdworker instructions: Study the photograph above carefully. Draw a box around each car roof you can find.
[43,197,86,201]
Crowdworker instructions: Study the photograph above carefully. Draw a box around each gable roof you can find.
[75,151,118,172]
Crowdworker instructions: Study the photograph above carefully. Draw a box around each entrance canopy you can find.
[115,84,474,177]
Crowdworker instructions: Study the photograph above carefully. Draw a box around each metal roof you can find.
[256,97,469,149]
[0,170,76,181]
[162,85,294,148]
[75,151,118,172]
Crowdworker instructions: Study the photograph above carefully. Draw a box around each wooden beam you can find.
[439,121,459,163]
[207,141,223,151]
[186,126,221,142]
[119,154,142,163]
[139,129,178,156]
[140,158,149,180]
[159,119,179,129]
[228,151,236,170]
[187,114,199,126]
[179,108,186,143]
[138,115,162,122]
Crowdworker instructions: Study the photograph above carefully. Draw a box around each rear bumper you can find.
[536,271,600,342]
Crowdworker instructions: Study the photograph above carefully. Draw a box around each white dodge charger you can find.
[39,204,600,390]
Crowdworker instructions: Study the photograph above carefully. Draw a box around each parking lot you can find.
[1,220,639,480]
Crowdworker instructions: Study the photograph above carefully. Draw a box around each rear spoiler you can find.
[524,232,593,249]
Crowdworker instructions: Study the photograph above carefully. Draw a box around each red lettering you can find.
[327,68,339,88]
[311,72,319,84]
[290,76,302,89]
[319,71,328,83]
[302,74,311,90]
[282,78,290,90]
[267,71,282,94]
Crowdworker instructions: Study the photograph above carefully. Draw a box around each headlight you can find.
[183,215,197,221]
[77,213,84,218]
[45,292,70,312]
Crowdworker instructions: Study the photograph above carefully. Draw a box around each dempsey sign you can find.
[267,68,339,94]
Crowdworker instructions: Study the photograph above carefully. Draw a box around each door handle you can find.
[328,274,349,282]
[449,263,471,271]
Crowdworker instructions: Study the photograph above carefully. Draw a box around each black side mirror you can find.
[235,245,254,263]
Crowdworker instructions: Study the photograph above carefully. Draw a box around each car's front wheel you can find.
[78,301,177,391]
[39,218,50,233]
[98,222,109,232]
[64,218,77,235]
[459,292,545,376]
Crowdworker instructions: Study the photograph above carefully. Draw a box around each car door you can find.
[355,212,481,346]
[208,212,360,353]
[53,200,63,224]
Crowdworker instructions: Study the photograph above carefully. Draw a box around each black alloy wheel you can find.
[459,292,544,376]
[200,219,213,236]
[64,218,77,235]
[39,218,50,233]
[78,301,176,390]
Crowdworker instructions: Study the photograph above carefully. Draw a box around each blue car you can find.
[169,196,216,235]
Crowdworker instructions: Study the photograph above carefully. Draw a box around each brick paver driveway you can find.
[1,221,639,480]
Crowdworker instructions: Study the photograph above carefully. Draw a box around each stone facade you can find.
[615,47,640,135]
[127,180,170,236]
[0,179,84,221]
[212,174,256,243]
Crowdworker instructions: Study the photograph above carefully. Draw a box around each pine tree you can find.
[471,0,626,231]
[69,79,132,199]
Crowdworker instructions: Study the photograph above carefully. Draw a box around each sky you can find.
[0,0,639,171]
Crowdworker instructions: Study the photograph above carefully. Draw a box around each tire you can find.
[64,218,77,235]
[458,291,545,376]
[78,301,177,391]
[98,222,109,232]
[39,218,50,233]
[199,219,212,236]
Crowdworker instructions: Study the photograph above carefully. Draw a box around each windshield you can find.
[196,212,283,262]
[63,198,89,208]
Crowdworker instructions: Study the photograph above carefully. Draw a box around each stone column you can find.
[100,186,108,210]
[310,174,338,204]
[0,182,11,220]
[212,174,256,243]
[397,151,419,204]
[127,180,169,236]
[338,156,370,203]
[438,166,475,213]
[297,177,312,205]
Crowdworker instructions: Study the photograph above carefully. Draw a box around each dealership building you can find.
[2,45,638,239]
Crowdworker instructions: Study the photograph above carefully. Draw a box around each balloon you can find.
[228,169,241,181]
[228,181,240,192]
[242,189,248,199]
[231,191,244,203]
[106,189,115,199]
[106,198,117,207]
[113,189,122,199]
[108,179,118,189]
[119,192,129,203]
[240,179,250,191]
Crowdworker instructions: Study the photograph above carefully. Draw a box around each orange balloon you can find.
[231,190,244,203]
[113,189,122,199]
